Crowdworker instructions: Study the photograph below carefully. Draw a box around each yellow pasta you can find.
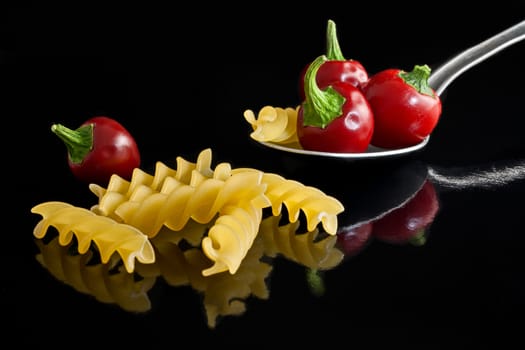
[31,201,155,273]
[94,169,269,241]
[35,236,155,312]
[89,148,218,218]
[244,105,299,144]
[232,168,344,235]
[32,148,345,277]
[259,215,344,270]
[201,201,263,276]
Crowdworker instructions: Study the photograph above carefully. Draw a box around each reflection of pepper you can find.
[371,180,440,245]
[336,221,373,257]
[298,19,368,100]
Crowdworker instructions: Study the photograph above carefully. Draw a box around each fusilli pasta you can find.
[31,201,155,273]
[31,148,345,277]
[244,105,300,144]
[232,168,344,235]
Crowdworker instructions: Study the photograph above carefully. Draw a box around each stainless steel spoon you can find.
[258,19,525,160]
[429,19,525,96]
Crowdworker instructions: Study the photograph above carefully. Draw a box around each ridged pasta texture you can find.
[31,148,344,277]
[31,201,155,273]
[243,105,300,144]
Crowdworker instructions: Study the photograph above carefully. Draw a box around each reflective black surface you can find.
[4,3,525,348]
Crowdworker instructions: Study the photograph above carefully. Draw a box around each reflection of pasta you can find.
[260,215,344,270]
[31,201,155,273]
[137,226,271,329]
[244,105,299,144]
[35,236,155,312]
[232,169,344,235]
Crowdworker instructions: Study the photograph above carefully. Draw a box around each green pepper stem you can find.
[302,55,346,128]
[51,123,94,164]
[325,19,345,60]
[399,64,435,97]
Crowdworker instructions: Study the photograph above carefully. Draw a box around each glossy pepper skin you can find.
[297,55,374,153]
[363,65,442,149]
[298,19,368,100]
[52,116,141,186]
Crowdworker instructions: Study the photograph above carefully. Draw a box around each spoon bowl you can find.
[254,20,525,161]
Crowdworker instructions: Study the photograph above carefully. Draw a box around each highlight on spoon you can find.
[258,136,430,160]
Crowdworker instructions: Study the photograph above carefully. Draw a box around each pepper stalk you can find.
[51,123,94,164]
[399,64,435,97]
[325,19,345,61]
[302,55,346,128]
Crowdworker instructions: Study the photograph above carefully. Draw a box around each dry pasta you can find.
[35,236,155,312]
[201,200,263,276]
[31,148,345,277]
[243,105,299,144]
[31,201,155,273]
[232,168,344,235]
[89,148,218,218]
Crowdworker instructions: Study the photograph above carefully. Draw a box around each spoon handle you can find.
[428,20,525,96]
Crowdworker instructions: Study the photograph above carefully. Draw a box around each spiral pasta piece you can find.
[32,148,345,278]
[35,237,155,312]
[100,170,269,239]
[89,148,217,217]
[201,200,263,276]
[31,201,155,273]
[244,105,299,144]
[232,168,344,235]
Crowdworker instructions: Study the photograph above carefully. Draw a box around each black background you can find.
[3,2,525,348]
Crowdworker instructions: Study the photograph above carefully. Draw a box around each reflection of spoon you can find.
[257,19,525,160]
[336,157,525,229]
[335,157,525,260]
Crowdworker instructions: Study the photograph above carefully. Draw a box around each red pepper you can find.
[298,19,368,100]
[297,55,374,153]
[51,116,141,186]
[362,65,442,149]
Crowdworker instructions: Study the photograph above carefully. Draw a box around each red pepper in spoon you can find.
[297,55,374,153]
[51,116,141,186]
[298,19,369,100]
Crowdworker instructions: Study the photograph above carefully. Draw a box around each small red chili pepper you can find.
[298,19,369,100]
[362,65,442,149]
[297,55,374,153]
[51,116,141,186]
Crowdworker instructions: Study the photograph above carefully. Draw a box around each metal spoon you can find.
[258,19,525,160]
